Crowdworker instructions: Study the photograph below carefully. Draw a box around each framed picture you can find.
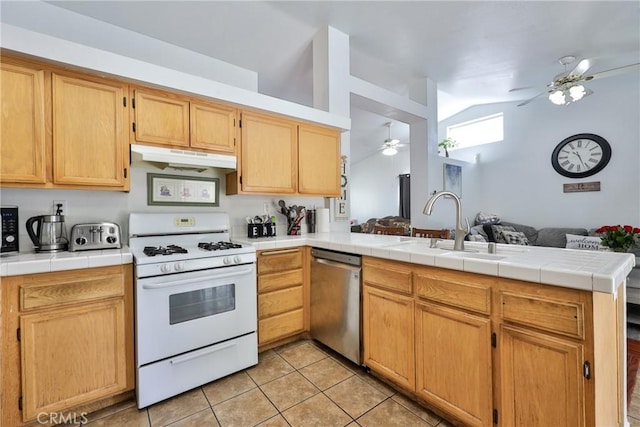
[147,173,219,207]
[443,163,462,198]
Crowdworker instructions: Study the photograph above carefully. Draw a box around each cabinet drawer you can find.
[258,309,304,344]
[499,291,585,339]
[20,268,124,311]
[258,248,303,274]
[363,257,412,295]
[258,269,303,293]
[415,269,492,315]
[258,286,303,318]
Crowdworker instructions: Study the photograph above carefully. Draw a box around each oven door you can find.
[136,263,256,366]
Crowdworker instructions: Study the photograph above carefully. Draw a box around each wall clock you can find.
[551,133,611,178]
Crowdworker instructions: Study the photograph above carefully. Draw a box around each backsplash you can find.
[0,160,330,252]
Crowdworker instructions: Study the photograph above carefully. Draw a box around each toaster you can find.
[69,222,122,251]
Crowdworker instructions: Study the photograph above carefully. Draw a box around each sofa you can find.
[351,216,411,236]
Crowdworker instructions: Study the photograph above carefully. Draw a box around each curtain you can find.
[399,174,410,219]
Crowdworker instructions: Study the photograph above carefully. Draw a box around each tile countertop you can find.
[0,246,133,277]
[233,232,636,295]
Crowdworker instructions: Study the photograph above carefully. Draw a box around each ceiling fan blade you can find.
[587,63,640,81]
[567,59,592,78]
[509,86,536,92]
[517,91,547,107]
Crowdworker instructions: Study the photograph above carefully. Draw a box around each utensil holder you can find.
[287,225,300,236]
[263,223,276,237]
[247,224,263,238]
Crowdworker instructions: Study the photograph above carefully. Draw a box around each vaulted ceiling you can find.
[7,1,639,162]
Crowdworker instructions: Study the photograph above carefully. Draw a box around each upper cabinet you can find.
[0,61,47,184]
[0,56,130,191]
[226,110,341,196]
[52,73,128,188]
[298,124,341,196]
[131,88,237,154]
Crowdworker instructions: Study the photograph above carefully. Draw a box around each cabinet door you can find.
[0,62,46,184]
[190,101,236,153]
[363,285,415,391]
[20,299,127,421]
[133,89,189,147]
[298,124,341,196]
[415,302,492,427]
[499,324,584,427]
[52,73,128,188]
[240,111,297,194]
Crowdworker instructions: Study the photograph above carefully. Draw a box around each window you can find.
[446,113,503,150]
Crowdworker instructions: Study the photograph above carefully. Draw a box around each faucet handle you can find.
[463,217,471,234]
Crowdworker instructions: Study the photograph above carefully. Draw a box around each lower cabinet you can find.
[361,255,623,427]
[1,265,134,426]
[257,247,307,348]
[362,285,415,391]
[499,324,585,426]
[415,301,492,427]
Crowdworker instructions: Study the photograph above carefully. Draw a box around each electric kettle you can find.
[26,205,68,252]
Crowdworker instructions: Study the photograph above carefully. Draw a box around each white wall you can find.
[0,162,325,252]
[439,72,640,229]
[350,149,410,223]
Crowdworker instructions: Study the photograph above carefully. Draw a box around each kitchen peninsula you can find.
[237,231,634,427]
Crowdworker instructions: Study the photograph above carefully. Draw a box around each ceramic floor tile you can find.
[356,399,430,427]
[630,415,640,427]
[277,342,327,369]
[246,354,295,385]
[213,388,278,427]
[281,393,352,427]
[354,371,397,397]
[260,371,320,411]
[148,388,210,427]
[202,371,257,405]
[254,414,290,427]
[166,408,219,427]
[324,376,387,419]
[299,357,354,390]
[391,394,441,426]
[86,405,150,427]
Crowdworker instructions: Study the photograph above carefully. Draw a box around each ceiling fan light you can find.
[549,90,566,105]
[382,146,398,156]
[569,84,586,101]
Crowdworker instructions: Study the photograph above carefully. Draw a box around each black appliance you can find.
[1,206,19,254]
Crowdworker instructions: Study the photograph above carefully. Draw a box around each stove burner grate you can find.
[198,242,243,251]
[143,245,188,256]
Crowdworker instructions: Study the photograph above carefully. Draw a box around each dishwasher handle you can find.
[314,257,362,273]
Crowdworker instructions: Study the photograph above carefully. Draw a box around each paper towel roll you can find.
[316,208,330,233]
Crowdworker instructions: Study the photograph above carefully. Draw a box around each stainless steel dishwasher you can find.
[310,248,362,365]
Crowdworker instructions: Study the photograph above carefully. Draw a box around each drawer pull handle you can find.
[170,342,235,365]
[260,249,300,256]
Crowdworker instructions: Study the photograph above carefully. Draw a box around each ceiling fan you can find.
[513,55,640,107]
[380,122,407,156]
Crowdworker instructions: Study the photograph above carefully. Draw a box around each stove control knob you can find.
[233,255,242,264]
[174,262,185,272]
[160,264,171,273]
[75,236,87,246]
[223,257,232,265]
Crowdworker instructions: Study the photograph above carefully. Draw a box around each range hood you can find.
[130,144,236,171]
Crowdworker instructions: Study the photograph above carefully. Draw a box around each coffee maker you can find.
[26,204,68,252]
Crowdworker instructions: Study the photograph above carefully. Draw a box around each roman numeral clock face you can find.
[551,133,612,178]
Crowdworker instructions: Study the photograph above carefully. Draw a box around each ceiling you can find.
[21,1,640,162]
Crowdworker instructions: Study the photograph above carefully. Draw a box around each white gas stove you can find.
[129,212,257,408]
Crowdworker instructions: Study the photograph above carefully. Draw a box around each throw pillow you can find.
[565,234,603,251]
[468,234,487,242]
[501,230,530,245]
[474,212,501,226]
[485,225,516,243]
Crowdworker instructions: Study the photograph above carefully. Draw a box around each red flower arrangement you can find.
[595,225,640,252]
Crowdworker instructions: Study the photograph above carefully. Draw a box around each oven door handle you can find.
[141,267,254,289]
[169,342,236,365]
